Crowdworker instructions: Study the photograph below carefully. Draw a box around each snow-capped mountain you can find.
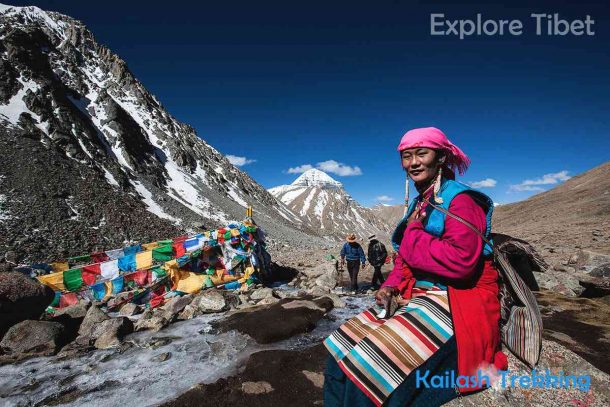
[0,3,320,262]
[269,169,392,241]
[291,169,343,188]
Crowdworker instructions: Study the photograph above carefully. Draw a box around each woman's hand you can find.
[375,286,398,307]
[406,206,425,226]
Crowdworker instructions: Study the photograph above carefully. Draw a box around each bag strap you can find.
[421,196,493,248]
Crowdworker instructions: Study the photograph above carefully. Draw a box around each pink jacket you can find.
[382,192,486,287]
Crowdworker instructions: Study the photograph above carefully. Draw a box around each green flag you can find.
[152,245,174,262]
[63,268,83,292]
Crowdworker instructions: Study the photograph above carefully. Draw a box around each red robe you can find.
[384,192,508,393]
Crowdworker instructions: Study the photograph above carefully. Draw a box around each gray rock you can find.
[0,320,65,355]
[532,271,584,297]
[250,288,274,300]
[241,381,273,394]
[308,286,330,297]
[78,305,109,337]
[578,274,610,298]
[177,304,198,320]
[195,289,227,313]
[258,297,280,306]
[590,263,610,278]
[0,271,55,337]
[315,268,339,291]
[273,289,307,299]
[320,293,345,308]
[56,341,94,359]
[52,300,91,319]
[301,262,335,279]
[161,295,193,320]
[573,250,610,274]
[152,352,172,362]
[119,303,140,317]
[134,311,170,332]
[552,263,576,273]
[93,317,134,349]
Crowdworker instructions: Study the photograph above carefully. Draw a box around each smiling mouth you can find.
[409,170,423,176]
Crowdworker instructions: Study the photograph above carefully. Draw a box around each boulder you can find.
[241,381,273,394]
[161,295,192,321]
[93,317,134,349]
[212,298,332,344]
[134,309,170,332]
[194,289,227,313]
[572,250,610,274]
[177,304,198,320]
[320,293,345,308]
[274,289,307,299]
[315,268,339,291]
[56,341,94,360]
[250,287,273,300]
[257,297,280,306]
[590,263,610,278]
[78,305,109,337]
[578,275,610,298]
[533,270,584,297]
[308,286,330,297]
[52,300,91,319]
[301,262,335,280]
[119,303,140,317]
[0,320,65,355]
[0,271,55,337]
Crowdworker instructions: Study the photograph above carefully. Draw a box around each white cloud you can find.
[509,170,570,192]
[468,178,497,188]
[375,195,393,203]
[287,164,314,174]
[285,160,362,176]
[226,155,256,167]
[316,160,362,176]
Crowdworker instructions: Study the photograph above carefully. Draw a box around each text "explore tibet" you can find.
[431,13,595,39]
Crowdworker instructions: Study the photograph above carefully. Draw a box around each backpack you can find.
[368,241,387,266]
[422,196,543,368]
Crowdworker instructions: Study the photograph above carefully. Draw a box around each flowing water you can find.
[0,292,372,407]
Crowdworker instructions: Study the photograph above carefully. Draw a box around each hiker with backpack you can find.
[340,233,367,292]
[366,235,387,289]
[323,127,510,406]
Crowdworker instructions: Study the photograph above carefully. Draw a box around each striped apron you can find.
[324,281,454,406]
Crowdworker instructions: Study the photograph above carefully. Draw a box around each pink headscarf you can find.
[397,127,471,177]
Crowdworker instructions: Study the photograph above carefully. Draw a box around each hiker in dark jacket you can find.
[340,233,366,291]
[367,235,387,288]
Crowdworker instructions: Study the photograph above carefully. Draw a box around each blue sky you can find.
[11,0,610,206]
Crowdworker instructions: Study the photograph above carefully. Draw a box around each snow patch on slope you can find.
[130,180,181,225]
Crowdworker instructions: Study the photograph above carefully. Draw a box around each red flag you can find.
[82,263,101,286]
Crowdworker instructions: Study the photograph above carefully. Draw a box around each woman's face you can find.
[400,147,443,184]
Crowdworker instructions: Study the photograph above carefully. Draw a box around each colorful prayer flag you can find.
[100,259,119,279]
[63,268,83,292]
[135,250,153,270]
[82,263,101,286]
[118,254,136,272]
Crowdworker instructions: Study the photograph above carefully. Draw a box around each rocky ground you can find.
[1,239,610,406]
[161,244,610,407]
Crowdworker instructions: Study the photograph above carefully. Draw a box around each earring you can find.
[403,170,410,216]
[433,167,444,204]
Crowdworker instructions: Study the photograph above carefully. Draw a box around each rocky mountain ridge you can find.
[0,4,323,262]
